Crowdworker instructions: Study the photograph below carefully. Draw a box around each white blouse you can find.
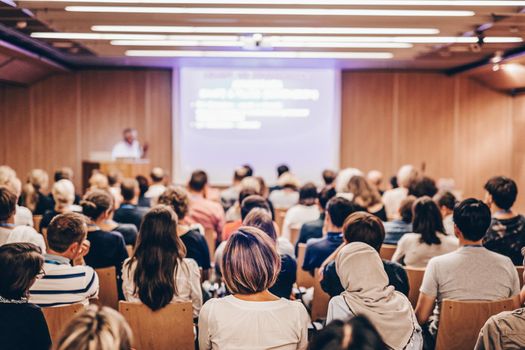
[198,295,310,350]
[392,232,459,268]
[122,257,203,318]
[281,205,320,242]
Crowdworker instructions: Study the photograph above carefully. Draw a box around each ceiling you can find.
[0,0,525,71]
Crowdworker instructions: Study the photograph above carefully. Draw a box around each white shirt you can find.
[382,187,408,220]
[269,190,299,210]
[111,140,142,159]
[282,205,320,241]
[0,225,46,253]
[122,257,203,318]
[144,183,166,205]
[392,232,459,268]
[15,205,34,227]
[443,214,454,235]
[198,295,310,350]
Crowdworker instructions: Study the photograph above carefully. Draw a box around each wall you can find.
[0,69,522,210]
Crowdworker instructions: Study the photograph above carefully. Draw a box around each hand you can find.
[78,240,91,258]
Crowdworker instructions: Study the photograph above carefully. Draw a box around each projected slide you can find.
[175,67,340,185]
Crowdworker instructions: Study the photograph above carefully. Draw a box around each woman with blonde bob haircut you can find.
[55,305,132,350]
[199,226,310,350]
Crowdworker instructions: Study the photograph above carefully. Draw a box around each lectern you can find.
[82,159,150,190]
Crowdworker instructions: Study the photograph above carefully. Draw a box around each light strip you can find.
[31,32,239,40]
[92,25,440,35]
[111,39,413,48]
[66,6,475,16]
[125,50,394,59]
[22,0,525,5]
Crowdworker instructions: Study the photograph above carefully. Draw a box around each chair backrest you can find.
[516,266,524,287]
[33,215,43,232]
[296,243,315,288]
[274,208,287,233]
[204,228,216,262]
[95,267,118,310]
[435,296,520,350]
[290,227,300,245]
[42,303,85,344]
[311,268,331,321]
[379,244,397,261]
[119,301,194,350]
[405,266,426,308]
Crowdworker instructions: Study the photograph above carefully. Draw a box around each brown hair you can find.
[126,205,187,311]
[347,175,382,208]
[121,178,138,202]
[47,213,88,253]
[0,186,17,222]
[221,226,280,295]
[242,209,277,242]
[157,186,189,220]
[0,243,43,300]
[81,190,114,220]
[21,169,49,212]
[342,212,385,252]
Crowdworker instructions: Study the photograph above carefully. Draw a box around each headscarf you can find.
[336,242,416,350]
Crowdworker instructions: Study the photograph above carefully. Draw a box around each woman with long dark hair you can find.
[122,205,202,317]
[392,196,458,267]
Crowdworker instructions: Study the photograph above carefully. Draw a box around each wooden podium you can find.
[82,159,151,190]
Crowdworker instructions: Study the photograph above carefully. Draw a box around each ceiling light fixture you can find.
[125,50,394,59]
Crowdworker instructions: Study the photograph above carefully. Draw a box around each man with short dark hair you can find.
[483,176,525,265]
[383,196,416,245]
[436,191,457,235]
[113,178,147,230]
[187,170,225,241]
[302,197,357,273]
[416,198,520,343]
[29,213,98,307]
[322,169,337,187]
[111,127,147,159]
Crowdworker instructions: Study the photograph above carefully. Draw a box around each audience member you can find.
[302,197,357,273]
[198,227,310,349]
[295,186,336,254]
[113,178,148,230]
[382,165,417,220]
[20,169,53,215]
[322,169,337,187]
[2,175,34,227]
[0,186,46,252]
[88,172,110,192]
[320,212,409,298]
[244,209,297,299]
[29,213,98,307]
[55,305,132,350]
[158,186,211,271]
[383,196,415,245]
[52,167,81,204]
[308,316,387,350]
[392,196,458,268]
[269,164,291,192]
[475,307,525,350]
[222,187,258,241]
[122,205,202,316]
[187,170,225,241]
[269,172,300,209]
[144,167,167,205]
[40,179,79,231]
[282,183,320,241]
[408,176,438,198]
[220,167,249,211]
[135,175,151,207]
[224,176,261,222]
[0,243,51,350]
[326,242,423,349]
[243,164,254,177]
[347,175,387,221]
[483,176,525,265]
[435,191,457,235]
[334,168,363,195]
[255,176,276,219]
[107,171,123,209]
[416,199,520,344]
[367,170,384,195]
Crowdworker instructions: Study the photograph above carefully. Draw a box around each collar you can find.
[0,222,16,228]
[327,232,343,239]
[44,253,71,265]
[120,204,136,209]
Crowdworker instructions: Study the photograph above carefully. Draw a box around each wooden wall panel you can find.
[512,94,525,211]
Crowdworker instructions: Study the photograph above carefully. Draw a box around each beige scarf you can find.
[336,242,415,350]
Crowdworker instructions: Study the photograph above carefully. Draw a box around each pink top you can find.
[187,193,226,239]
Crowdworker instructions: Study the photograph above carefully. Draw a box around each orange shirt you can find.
[222,220,242,241]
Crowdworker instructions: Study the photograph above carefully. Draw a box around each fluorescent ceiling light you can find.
[31,32,169,40]
[112,39,413,48]
[24,0,525,5]
[92,25,440,35]
[66,6,475,16]
[125,50,394,59]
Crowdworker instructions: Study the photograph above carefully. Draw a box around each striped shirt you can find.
[29,254,99,307]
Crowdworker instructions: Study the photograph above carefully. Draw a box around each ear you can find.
[66,241,81,259]
[453,224,462,240]
[484,192,493,206]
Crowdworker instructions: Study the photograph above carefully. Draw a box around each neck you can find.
[189,189,204,197]
[493,206,514,218]
[459,238,483,247]
[47,249,73,261]
[123,200,137,206]
[233,290,279,302]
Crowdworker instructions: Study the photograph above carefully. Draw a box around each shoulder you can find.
[398,233,418,243]
[306,237,324,249]
[181,258,200,272]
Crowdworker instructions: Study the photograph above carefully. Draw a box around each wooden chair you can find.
[275,208,287,233]
[435,296,520,350]
[42,303,84,343]
[290,227,300,245]
[517,266,524,287]
[119,301,194,350]
[296,243,315,289]
[311,268,331,321]
[33,215,43,232]
[95,267,119,310]
[404,266,426,308]
[126,244,133,257]
[379,244,397,261]
[204,228,216,262]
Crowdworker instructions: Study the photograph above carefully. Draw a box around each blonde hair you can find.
[0,166,16,186]
[347,175,382,209]
[221,226,280,295]
[22,169,49,212]
[240,176,261,194]
[55,305,132,350]
[89,173,110,191]
[397,165,417,188]
[52,179,75,211]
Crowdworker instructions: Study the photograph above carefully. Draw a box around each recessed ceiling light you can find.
[22,0,525,5]
[125,50,395,59]
[65,6,475,16]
